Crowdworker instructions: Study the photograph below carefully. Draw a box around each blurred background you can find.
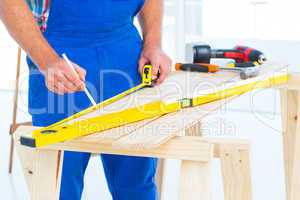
[0,0,299,199]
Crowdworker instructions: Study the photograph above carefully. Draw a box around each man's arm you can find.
[0,0,85,94]
[138,0,172,84]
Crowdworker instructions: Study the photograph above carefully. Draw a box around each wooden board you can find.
[15,126,214,162]
[63,63,287,127]
[16,141,62,200]
[24,63,289,148]
[67,62,288,124]
[79,63,288,149]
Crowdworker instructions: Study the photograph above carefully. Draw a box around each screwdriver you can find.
[62,53,97,106]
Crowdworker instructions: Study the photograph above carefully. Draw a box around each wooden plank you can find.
[112,98,236,150]
[24,63,289,148]
[156,159,166,200]
[15,126,213,162]
[82,118,157,143]
[53,136,213,162]
[219,144,252,200]
[65,62,287,125]
[16,142,63,200]
[65,66,285,150]
[180,160,212,200]
[179,116,213,200]
[112,110,191,149]
[280,89,300,200]
[204,138,251,158]
[70,71,237,123]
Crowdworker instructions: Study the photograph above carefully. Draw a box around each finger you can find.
[157,62,171,84]
[53,85,64,95]
[54,81,68,95]
[151,61,160,80]
[46,78,56,92]
[46,82,64,95]
[156,68,166,84]
[62,66,86,90]
[55,72,77,92]
[73,64,86,81]
[138,56,148,74]
[46,83,56,94]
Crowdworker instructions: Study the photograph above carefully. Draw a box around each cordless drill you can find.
[193,45,266,66]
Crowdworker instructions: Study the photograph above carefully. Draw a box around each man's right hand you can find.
[41,58,86,95]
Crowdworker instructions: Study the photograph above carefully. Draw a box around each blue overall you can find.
[26,0,157,199]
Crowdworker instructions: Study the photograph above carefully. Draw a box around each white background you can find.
[2,0,300,90]
[0,0,300,199]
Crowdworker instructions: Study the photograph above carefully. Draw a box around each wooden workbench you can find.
[14,63,299,200]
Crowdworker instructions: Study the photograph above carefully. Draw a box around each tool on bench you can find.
[175,63,260,80]
[220,66,260,80]
[227,61,260,68]
[63,54,97,106]
[192,45,267,66]
[20,65,154,147]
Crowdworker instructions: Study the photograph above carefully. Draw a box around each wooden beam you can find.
[219,144,252,200]
[15,126,213,162]
[51,136,213,162]
[179,118,213,200]
[112,105,214,150]
[156,159,165,200]
[16,142,63,200]
[204,138,251,158]
[280,89,300,200]
[180,160,212,200]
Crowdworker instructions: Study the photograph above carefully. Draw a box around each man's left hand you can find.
[138,45,172,84]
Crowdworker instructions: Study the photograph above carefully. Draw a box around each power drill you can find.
[193,45,267,66]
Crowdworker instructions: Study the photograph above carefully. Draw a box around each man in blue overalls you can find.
[0,0,172,199]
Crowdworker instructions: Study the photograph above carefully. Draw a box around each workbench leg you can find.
[179,122,207,200]
[280,89,300,200]
[8,47,22,173]
[156,159,165,200]
[16,143,63,200]
[180,160,212,200]
[8,135,15,173]
[219,144,252,200]
[155,121,202,199]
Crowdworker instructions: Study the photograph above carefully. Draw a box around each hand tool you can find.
[220,66,260,80]
[62,53,97,106]
[175,63,260,80]
[20,64,154,147]
[227,61,260,68]
[192,45,266,65]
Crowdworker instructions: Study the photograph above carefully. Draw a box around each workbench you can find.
[14,63,300,200]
